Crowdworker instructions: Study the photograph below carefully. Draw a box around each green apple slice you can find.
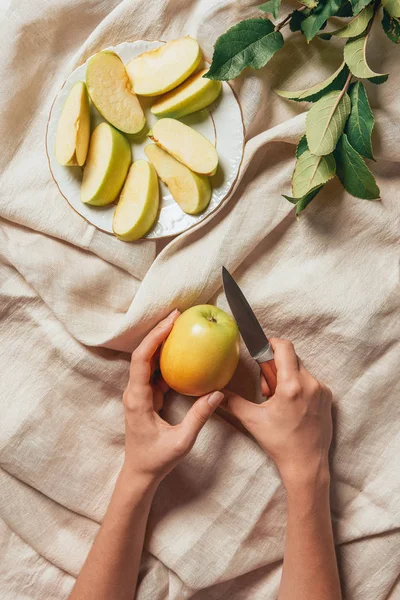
[55,81,90,166]
[86,51,145,134]
[144,144,211,215]
[126,37,201,97]
[113,160,159,241]
[81,122,131,206]
[151,69,222,119]
[149,118,218,176]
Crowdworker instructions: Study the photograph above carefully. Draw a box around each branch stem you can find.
[341,71,352,95]
[275,6,306,32]
[366,0,381,38]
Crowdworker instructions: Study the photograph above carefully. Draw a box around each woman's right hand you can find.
[224,339,333,490]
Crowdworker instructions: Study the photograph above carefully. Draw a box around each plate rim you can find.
[45,39,245,240]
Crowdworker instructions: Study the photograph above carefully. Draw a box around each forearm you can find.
[278,473,341,600]
[69,467,158,600]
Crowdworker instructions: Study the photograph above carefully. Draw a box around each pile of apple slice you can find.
[55,37,222,241]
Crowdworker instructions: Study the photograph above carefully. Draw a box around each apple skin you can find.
[112,160,159,241]
[81,122,131,206]
[55,81,90,166]
[144,143,211,215]
[151,69,222,119]
[160,305,240,396]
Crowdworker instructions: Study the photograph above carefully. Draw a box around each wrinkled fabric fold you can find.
[0,0,399,598]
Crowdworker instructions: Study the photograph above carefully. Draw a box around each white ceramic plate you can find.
[46,40,244,239]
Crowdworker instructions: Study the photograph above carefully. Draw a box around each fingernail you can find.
[208,391,224,408]
[166,309,179,322]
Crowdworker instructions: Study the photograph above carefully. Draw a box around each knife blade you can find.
[222,266,277,394]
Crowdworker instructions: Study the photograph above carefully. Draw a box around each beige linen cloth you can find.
[1,0,399,598]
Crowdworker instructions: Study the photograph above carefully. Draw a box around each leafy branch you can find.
[205,0,400,214]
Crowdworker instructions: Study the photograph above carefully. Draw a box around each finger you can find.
[179,391,225,444]
[157,377,170,394]
[151,348,161,374]
[269,338,300,382]
[134,309,180,362]
[222,389,260,425]
[260,372,271,397]
[297,356,311,376]
[152,384,165,412]
[320,382,333,402]
[130,310,180,384]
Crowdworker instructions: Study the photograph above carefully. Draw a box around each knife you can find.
[222,266,277,395]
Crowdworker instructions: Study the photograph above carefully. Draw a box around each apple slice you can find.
[126,37,201,97]
[55,81,90,166]
[86,51,145,134]
[81,122,131,206]
[145,144,211,215]
[149,119,218,176]
[151,69,222,119]
[113,160,159,241]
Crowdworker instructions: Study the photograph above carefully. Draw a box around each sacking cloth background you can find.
[0,1,399,598]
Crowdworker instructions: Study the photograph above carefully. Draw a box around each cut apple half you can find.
[55,81,90,166]
[86,51,146,134]
[151,69,222,119]
[145,144,211,215]
[81,122,131,206]
[126,37,201,97]
[149,118,218,176]
[113,160,159,241]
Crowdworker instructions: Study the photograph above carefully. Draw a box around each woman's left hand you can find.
[122,309,224,485]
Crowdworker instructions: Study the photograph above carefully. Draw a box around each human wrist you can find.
[284,474,331,523]
[280,460,331,497]
[118,463,161,497]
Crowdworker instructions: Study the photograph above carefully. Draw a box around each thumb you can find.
[222,389,260,426]
[180,391,225,443]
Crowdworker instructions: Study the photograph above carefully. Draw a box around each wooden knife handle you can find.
[259,359,278,396]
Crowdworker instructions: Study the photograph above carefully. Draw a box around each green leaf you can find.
[283,185,323,214]
[259,0,281,20]
[296,135,309,157]
[382,9,400,42]
[367,74,389,84]
[306,89,351,156]
[382,0,400,18]
[336,1,354,17]
[290,9,308,31]
[275,63,349,102]
[301,0,342,41]
[345,81,374,159]
[334,133,380,199]
[329,4,373,37]
[350,0,373,16]
[344,34,389,80]
[205,18,284,81]
[292,150,336,196]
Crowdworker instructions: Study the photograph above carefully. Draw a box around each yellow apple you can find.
[144,144,211,215]
[81,122,131,206]
[113,160,159,241]
[149,118,218,176]
[151,69,222,119]
[86,50,146,134]
[55,81,90,166]
[160,305,240,396]
[126,37,201,97]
